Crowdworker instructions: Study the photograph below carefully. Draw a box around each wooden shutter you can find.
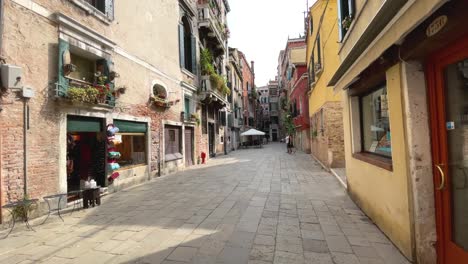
[165,127,171,155]
[178,24,185,68]
[57,39,70,97]
[105,0,114,20]
[191,35,197,74]
[337,0,344,41]
[174,128,180,154]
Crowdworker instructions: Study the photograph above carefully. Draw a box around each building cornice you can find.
[328,0,409,86]
[56,13,116,48]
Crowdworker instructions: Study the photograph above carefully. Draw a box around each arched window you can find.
[152,84,168,100]
[179,16,196,74]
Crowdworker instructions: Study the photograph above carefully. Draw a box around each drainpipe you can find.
[23,99,29,196]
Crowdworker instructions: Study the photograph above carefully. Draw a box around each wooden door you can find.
[208,123,215,156]
[427,34,468,264]
[185,128,193,167]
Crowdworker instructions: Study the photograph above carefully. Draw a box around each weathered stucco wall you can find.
[335,0,446,91]
[401,62,437,264]
[342,63,413,259]
[0,0,192,212]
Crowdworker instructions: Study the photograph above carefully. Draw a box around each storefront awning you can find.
[67,116,103,132]
[114,120,148,133]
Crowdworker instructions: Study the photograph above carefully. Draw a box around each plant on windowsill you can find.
[63,64,77,75]
[201,48,230,97]
[151,94,170,108]
[67,86,100,104]
[191,113,201,126]
[342,16,353,31]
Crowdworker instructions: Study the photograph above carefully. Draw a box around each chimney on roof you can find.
[251,61,255,73]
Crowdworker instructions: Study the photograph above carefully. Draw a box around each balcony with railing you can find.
[199,75,228,104]
[198,2,227,52]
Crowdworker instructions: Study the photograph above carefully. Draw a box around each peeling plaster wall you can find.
[401,61,437,264]
[0,0,191,212]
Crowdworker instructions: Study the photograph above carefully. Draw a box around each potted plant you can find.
[342,16,353,31]
[67,86,100,104]
[191,113,201,125]
[63,64,77,75]
[11,196,37,222]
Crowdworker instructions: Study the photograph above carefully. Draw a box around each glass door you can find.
[428,35,468,264]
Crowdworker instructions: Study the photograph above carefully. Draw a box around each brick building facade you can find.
[0,0,229,219]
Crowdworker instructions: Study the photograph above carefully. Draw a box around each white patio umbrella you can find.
[241,129,266,136]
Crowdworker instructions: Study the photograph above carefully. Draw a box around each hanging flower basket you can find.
[151,96,170,108]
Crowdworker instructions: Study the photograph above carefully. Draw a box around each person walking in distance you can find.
[285,134,291,154]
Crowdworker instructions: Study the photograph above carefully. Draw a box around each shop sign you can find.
[426,15,448,37]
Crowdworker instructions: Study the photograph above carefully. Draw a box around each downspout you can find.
[23,100,29,196]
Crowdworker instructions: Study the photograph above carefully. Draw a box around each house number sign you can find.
[426,15,448,37]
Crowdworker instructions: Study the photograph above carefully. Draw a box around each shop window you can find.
[114,134,147,167]
[165,125,182,161]
[358,84,391,158]
[338,0,355,41]
[112,120,148,168]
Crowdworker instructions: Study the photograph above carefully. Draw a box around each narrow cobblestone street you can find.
[0,144,409,264]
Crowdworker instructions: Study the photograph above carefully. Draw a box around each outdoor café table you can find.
[2,198,38,238]
[42,193,67,224]
[67,190,84,214]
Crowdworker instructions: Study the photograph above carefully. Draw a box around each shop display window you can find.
[114,134,147,167]
[359,84,392,158]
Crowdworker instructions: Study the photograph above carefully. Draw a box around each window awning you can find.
[114,120,148,133]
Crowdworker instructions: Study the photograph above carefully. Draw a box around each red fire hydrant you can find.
[201,152,206,164]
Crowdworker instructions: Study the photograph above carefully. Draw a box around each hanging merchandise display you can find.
[106,124,121,183]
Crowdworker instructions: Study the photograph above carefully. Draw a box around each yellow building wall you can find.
[307,0,341,116]
[342,63,413,259]
[334,0,445,91]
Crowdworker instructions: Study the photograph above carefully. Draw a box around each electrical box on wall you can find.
[22,86,34,98]
[1,64,23,89]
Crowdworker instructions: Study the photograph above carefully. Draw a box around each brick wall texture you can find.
[310,101,345,168]
[0,0,207,214]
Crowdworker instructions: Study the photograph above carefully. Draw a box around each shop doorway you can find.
[185,127,194,166]
[427,35,468,264]
[67,116,106,192]
[208,123,215,157]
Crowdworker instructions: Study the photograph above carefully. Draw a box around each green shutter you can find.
[191,35,197,74]
[337,0,344,41]
[57,39,70,97]
[179,24,185,68]
[114,120,147,133]
[67,116,103,132]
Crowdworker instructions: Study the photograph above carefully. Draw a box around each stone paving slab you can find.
[0,143,410,264]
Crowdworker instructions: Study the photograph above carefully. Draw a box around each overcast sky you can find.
[227,0,315,86]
